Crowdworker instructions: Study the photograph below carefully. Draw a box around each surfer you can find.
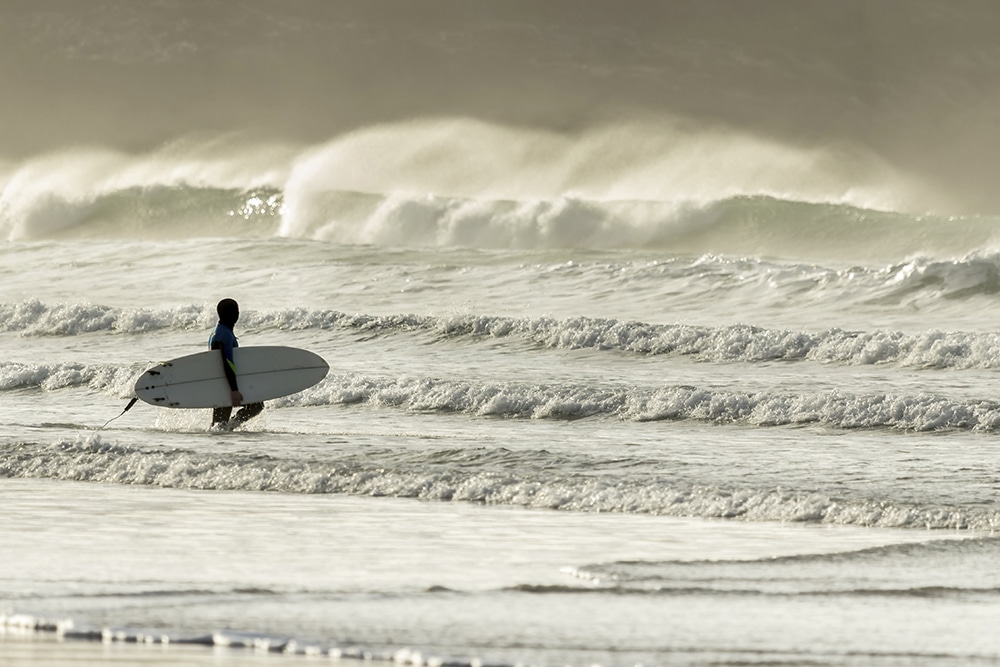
[209,298,264,428]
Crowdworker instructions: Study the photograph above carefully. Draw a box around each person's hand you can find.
[231,390,243,406]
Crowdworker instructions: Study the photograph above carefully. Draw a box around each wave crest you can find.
[2,121,990,258]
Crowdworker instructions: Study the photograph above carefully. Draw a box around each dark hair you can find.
[217,298,239,326]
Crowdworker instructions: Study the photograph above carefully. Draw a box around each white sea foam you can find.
[0,612,73,635]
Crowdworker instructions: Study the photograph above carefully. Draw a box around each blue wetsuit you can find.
[208,320,263,427]
[208,322,239,391]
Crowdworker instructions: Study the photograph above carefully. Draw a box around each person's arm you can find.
[211,340,243,406]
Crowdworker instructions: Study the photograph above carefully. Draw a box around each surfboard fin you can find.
[98,397,139,431]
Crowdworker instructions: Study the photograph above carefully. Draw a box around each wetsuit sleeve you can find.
[211,340,239,392]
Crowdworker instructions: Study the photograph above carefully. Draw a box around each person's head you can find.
[217,298,239,327]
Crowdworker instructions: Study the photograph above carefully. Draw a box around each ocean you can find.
[5,2,1000,666]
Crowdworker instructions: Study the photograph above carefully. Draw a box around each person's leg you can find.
[232,402,264,425]
[212,406,233,427]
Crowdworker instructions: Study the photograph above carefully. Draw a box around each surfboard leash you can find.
[97,397,139,431]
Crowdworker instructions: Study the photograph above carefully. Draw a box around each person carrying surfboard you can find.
[209,298,264,428]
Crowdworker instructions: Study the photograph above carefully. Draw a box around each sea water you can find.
[6,2,1000,666]
[6,236,1000,666]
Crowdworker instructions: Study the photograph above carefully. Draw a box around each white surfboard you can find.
[134,346,329,409]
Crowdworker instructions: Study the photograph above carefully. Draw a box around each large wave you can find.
[5,178,998,262]
[5,359,1000,432]
[5,118,981,260]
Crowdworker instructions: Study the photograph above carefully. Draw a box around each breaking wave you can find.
[4,179,997,261]
[1,124,996,260]
[5,300,1000,369]
[3,437,999,531]
[4,361,1000,431]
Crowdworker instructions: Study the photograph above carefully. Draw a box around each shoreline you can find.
[0,630,391,666]
[0,633,300,667]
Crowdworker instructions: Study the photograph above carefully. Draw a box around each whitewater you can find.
[7,2,1000,666]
